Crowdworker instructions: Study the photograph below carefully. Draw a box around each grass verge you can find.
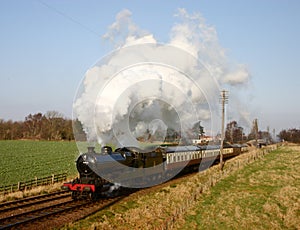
[178,145,300,229]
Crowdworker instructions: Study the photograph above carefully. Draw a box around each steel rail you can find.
[0,199,90,229]
[0,192,69,213]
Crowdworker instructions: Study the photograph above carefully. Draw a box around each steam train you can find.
[62,144,248,199]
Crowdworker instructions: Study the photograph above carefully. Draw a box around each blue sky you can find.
[1,0,299,134]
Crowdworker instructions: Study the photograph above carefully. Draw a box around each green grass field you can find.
[0,140,80,186]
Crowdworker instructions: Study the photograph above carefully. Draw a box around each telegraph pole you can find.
[253,118,258,147]
[220,90,228,171]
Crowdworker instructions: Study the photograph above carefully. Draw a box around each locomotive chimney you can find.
[101,146,112,154]
[87,146,95,153]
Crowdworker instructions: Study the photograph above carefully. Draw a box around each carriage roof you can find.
[163,145,201,153]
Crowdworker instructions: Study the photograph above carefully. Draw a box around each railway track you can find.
[0,199,91,229]
[0,191,69,214]
[0,191,126,230]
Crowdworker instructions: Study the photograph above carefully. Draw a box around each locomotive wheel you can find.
[89,192,98,201]
[71,191,79,200]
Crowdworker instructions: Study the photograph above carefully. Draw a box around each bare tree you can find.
[225,121,244,144]
[0,111,74,141]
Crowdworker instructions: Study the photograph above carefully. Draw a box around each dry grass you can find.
[0,181,69,203]
[179,145,300,230]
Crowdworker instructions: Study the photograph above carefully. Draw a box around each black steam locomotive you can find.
[62,144,248,199]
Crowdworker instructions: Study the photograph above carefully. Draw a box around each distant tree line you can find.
[183,120,275,145]
[224,120,272,144]
[0,111,75,141]
[2,111,297,144]
[278,128,300,143]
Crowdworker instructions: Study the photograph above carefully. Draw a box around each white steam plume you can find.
[73,8,251,147]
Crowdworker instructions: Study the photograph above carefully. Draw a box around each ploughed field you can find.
[0,140,78,186]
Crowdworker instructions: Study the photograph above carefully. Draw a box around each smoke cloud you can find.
[73,8,251,148]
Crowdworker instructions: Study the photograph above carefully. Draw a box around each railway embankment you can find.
[62,144,297,230]
[177,143,300,230]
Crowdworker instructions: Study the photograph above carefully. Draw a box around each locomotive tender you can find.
[62,144,248,199]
